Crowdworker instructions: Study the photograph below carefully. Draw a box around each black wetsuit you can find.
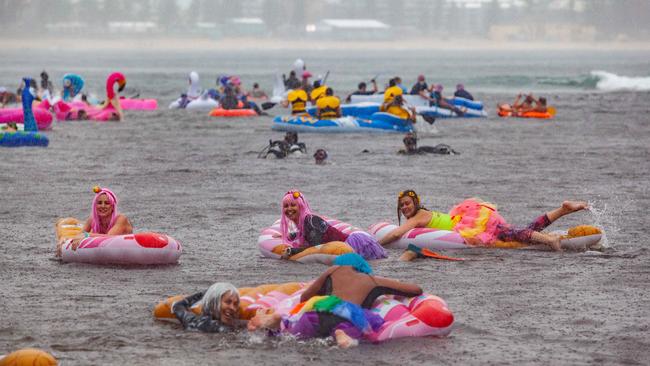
[172,292,234,333]
[399,144,458,155]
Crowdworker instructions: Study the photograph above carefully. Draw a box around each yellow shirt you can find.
[383,86,403,103]
[386,105,410,120]
[310,86,328,102]
[287,89,308,113]
[316,96,341,119]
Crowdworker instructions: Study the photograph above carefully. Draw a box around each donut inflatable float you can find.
[258,218,363,263]
[56,218,182,265]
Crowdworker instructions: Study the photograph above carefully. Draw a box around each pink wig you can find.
[91,187,119,234]
[280,190,314,247]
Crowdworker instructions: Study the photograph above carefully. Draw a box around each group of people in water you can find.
[59,185,588,347]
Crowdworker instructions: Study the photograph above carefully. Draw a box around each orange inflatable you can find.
[153,282,305,321]
[0,349,57,366]
[497,104,554,119]
[208,108,257,117]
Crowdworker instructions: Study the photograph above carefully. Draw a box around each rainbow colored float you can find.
[369,222,603,251]
[154,281,454,342]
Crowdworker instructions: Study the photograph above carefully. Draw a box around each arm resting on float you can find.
[106,215,133,235]
[374,277,423,297]
[378,213,426,246]
[300,267,336,302]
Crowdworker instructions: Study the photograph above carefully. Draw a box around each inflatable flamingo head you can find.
[280,190,313,247]
[189,71,199,85]
[106,72,126,100]
[90,186,119,234]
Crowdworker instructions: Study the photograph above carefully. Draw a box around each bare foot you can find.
[334,329,359,349]
[248,310,281,331]
[562,201,588,213]
[399,250,418,262]
[548,234,563,252]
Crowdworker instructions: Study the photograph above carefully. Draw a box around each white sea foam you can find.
[591,70,650,92]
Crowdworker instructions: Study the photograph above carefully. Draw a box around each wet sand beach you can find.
[1,50,649,365]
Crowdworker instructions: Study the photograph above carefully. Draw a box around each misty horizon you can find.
[2,0,650,44]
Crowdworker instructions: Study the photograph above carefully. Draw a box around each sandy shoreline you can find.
[2,37,650,52]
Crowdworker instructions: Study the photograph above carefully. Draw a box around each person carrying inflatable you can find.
[382,78,403,105]
[277,190,387,260]
[378,190,589,257]
[382,94,415,122]
[172,282,243,333]
[281,86,309,115]
[316,88,341,119]
[248,253,422,348]
[57,186,133,256]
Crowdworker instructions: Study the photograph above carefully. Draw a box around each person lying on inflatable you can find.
[378,189,589,258]
[172,282,243,333]
[248,253,422,348]
[277,190,387,260]
[56,186,132,256]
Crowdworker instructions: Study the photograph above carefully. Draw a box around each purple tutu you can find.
[345,232,387,260]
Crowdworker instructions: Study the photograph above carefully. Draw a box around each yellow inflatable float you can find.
[154,282,305,321]
[0,349,57,366]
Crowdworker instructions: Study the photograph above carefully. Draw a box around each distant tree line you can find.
[1,0,648,39]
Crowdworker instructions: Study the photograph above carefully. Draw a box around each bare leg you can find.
[399,250,418,262]
[334,329,359,349]
[531,231,562,252]
[546,201,588,223]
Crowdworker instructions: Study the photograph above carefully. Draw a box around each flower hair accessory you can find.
[92,185,101,194]
[292,191,301,199]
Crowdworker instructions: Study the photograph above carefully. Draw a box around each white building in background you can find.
[306,19,392,40]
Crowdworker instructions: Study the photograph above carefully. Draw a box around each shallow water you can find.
[1,50,649,365]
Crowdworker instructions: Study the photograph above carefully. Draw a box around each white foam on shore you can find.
[591,70,650,92]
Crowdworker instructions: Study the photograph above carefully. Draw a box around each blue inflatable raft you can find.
[272,112,413,133]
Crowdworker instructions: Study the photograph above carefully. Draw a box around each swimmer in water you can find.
[172,282,243,333]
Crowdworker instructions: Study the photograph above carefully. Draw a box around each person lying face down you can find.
[172,282,243,333]
[248,253,422,348]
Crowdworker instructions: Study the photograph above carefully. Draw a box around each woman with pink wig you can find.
[81,186,132,236]
[279,190,387,260]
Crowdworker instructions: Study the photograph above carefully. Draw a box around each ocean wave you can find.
[590,70,650,92]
